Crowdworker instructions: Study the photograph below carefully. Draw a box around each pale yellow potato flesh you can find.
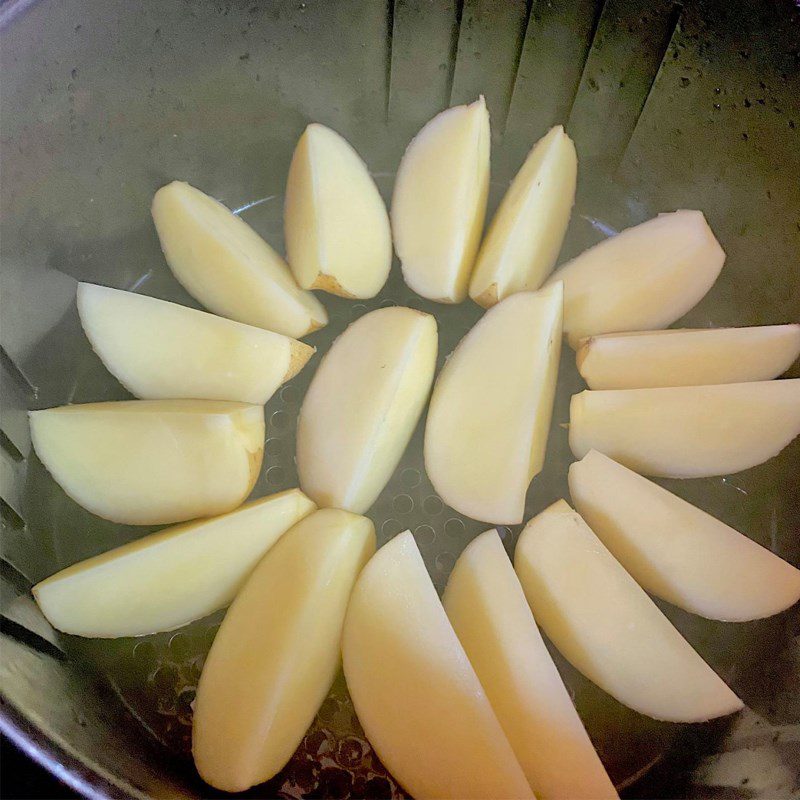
[391,97,490,303]
[152,181,327,338]
[342,531,533,800]
[424,283,562,524]
[544,210,725,347]
[469,125,577,307]
[78,282,314,404]
[569,451,800,621]
[192,508,375,793]
[576,325,800,389]
[515,501,744,722]
[297,307,437,514]
[29,400,264,525]
[284,123,392,299]
[33,489,316,638]
[569,380,800,477]
[444,529,618,800]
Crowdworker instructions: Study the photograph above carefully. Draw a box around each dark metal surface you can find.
[2,735,80,800]
[1,0,799,797]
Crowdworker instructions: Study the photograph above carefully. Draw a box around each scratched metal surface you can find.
[1,1,799,798]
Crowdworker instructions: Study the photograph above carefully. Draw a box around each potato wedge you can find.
[569,450,800,621]
[152,181,327,338]
[545,211,725,347]
[78,282,313,403]
[342,531,533,800]
[193,508,374,792]
[469,125,577,307]
[425,284,562,523]
[444,529,618,800]
[30,400,264,524]
[33,489,315,637]
[515,501,743,722]
[297,307,437,513]
[285,123,392,298]
[575,325,800,389]
[392,97,490,303]
[569,380,800,477]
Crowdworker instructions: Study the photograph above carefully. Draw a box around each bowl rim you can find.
[0,691,142,800]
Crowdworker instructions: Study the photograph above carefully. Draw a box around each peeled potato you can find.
[569,380,800,477]
[545,210,726,347]
[425,283,562,523]
[515,500,744,722]
[30,400,264,525]
[33,489,315,638]
[392,97,490,303]
[444,529,618,800]
[469,125,577,307]
[285,123,392,298]
[297,306,437,514]
[569,450,800,621]
[193,508,375,793]
[78,283,314,404]
[576,325,800,389]
[152,181,327,338]
[342,531,533,800]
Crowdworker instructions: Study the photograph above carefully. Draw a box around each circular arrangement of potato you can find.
[29,102,800,798]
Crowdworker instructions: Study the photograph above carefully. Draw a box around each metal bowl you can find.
[1,1,798,797]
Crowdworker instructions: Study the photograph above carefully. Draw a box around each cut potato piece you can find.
[342,531,533,800]
[576,325,800,389]
[33,489,315,638]
[30,400,264,525]
[297,307,437,514]
[285,123,392,298]
[569,380,800,477]
[193,508,375,793]
[152,181,327,338]
[444,530,618,800]
[569,450,800,621]
[469,125,577,307]
[425,283,562,523]
[515,501,743,722]
[545,211,725,347]
[392,97,490,303]
[78,283,314,404]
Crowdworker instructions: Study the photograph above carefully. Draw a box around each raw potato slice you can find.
[392,97,490,303]
[297,307,437,514]
[425,283,563,523]
[515,500,744,722]
[545,211,726,347]
[284,123,392,298]
[78,283,314,404]
[569,380,800,477]
[30,400,264,525]
[569,451,800,621]
[342,531,533,800]
[576,325,800,389]
[152,181,327,338]
[444,530,618,800]
[193,509,375,793]
[33,489,316,638]
[469,125,577,307]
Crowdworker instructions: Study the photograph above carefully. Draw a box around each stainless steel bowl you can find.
[1,1,798,797]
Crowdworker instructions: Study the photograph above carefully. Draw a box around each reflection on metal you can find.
[232,195,277,216]
[694,706,800,798]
